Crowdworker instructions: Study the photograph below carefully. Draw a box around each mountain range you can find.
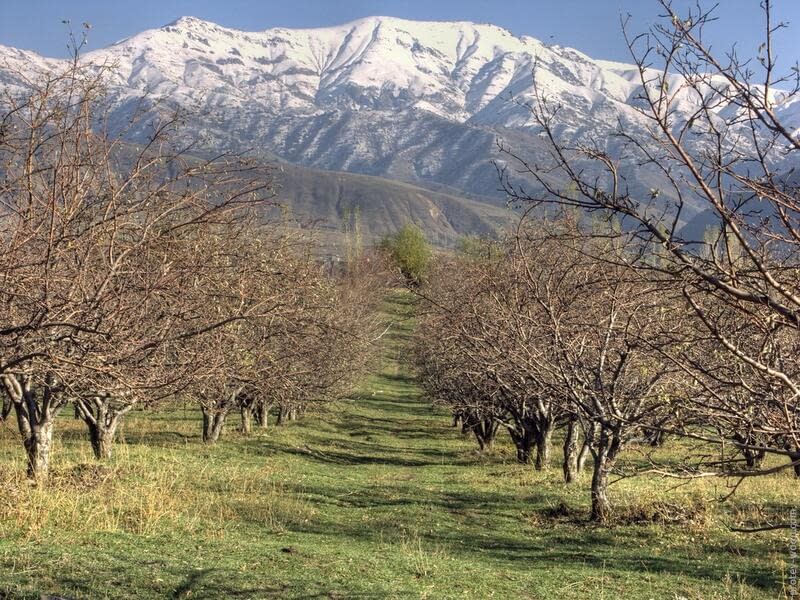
[2,16,799,244]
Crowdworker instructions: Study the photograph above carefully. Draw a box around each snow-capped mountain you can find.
[1,16,798,230]
[86,16,642,125]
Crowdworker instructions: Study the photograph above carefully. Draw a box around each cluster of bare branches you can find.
[417,218,689,521]
[0,42,381,480]
[186,242,382,444]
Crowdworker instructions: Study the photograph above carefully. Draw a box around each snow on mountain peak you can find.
[0,14,652,129]
[168,15,210,28]
[6,15,793,214]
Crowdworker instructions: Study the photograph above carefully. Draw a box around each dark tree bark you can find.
[1,396,16,422]
[473,417,499,452]
[87,421,117,460]
[460,409,499,452]
[787,451,800,478]
[509,426,535,464]
[200,388,242,443]
[732,433,765,470]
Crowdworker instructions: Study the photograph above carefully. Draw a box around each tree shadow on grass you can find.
[348,396,435,420]
[278,502,779,594]
[240,435,472,468]
[170,568,291,599]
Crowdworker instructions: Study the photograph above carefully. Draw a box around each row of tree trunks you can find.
[240,399,280,434]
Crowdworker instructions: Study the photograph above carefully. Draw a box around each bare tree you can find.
[417,216,687,521]
[497,0,800,477]
[0,39,273,474]
[183,229,382,444]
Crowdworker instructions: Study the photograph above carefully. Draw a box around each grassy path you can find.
[0,293,789,598]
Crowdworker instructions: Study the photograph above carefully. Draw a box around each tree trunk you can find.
[563,419,580,484]
[485,419,499,450]
[462,411,497,452]
[240,404,253,435]
[591,451,611,522]
[734,433,765,470]
[255,402,270,429]
[577,424,594,472]
[202,408,228,444]
[15,401,32,443]
[74,399,124,460]
[646,428,667,447]
[510,427,534,464]
[788,451,800,477]
[743,447,766,469]
[0,396,11,422]
[87,420,119,460]
[534,421,553,471]
[472,418,498,452]
[590,431,618,523]
[23,419,54,482]
[4,375,64,483]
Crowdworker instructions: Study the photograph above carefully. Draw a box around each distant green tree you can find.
[455,235,502,261]
[380,224,432,284]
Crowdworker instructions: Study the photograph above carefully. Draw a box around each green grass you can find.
[0,292,794,599]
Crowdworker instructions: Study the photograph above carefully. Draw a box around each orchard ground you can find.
[0,293,793,599]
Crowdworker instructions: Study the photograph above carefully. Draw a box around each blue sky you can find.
[1,0,798,65]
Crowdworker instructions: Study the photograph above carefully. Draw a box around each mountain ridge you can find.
[2,15,798,241]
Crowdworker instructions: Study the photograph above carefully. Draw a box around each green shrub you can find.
[380,224,432,284]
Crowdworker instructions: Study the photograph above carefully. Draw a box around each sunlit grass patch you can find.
[0,291,793,599]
